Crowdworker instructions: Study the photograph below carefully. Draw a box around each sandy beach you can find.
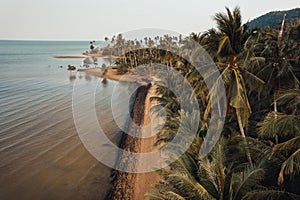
[133,85,160,200]
[80,67,151,85]
[54,51,125,59]
[54,55,125,59]
[80,67,160,199]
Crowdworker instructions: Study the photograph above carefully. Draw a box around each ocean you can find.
[0,40,127,199]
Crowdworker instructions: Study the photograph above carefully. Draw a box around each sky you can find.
[0,0,299,41]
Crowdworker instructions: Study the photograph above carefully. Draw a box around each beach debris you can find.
[69,74,76,82]
[67,65,76,70]
[102,78,108,84]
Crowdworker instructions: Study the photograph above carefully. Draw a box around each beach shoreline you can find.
[80,67,160,199]
[54,51,125,59]
[79,67,151,85]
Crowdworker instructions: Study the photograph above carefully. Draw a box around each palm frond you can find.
[166,173,215,200]
[242,189,300,200]
[272,136,300,157]
[277,89,300,109]
[278,148,300,185]
[217,35,233,55]
[146,192,166,200]
[232,167,265,200]
[257,112,300,139]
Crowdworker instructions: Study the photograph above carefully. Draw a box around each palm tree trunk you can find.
[217,100,222,117]
[236,109,253,167]
[274,91,279,144]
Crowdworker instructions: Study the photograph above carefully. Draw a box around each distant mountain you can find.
[248,8,300,30]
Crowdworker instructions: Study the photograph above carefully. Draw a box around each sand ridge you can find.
[81,68,160,200]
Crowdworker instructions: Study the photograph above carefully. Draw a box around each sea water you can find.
[0,40,126,199]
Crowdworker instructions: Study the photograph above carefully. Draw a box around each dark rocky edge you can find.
[106,83,151,200]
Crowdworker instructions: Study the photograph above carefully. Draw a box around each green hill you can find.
[248,8,300,30]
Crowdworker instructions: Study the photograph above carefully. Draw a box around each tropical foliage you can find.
[103,6,300,200]
[247,8,300,30]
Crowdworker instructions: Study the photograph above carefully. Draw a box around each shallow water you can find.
[0,40,127,199]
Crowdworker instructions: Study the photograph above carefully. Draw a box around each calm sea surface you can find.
[0,40,127,199]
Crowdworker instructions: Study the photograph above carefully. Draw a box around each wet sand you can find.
[80,67,151,85]
[54,53,125,59]
[54,55,89,58]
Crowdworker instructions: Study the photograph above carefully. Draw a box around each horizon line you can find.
[0,39,106,42]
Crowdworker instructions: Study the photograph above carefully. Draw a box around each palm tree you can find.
[246,22,299,144]
[242,190,300,200]
[197,28,221,61]
[206,7,265,166]
[147,136,267,200]
[258,89,300,188]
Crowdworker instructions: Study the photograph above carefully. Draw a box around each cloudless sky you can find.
[0,0,299,40]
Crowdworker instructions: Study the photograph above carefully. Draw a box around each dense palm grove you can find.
[103,7,300,200]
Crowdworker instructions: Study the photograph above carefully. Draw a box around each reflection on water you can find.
[85,74,92,82]
[69,72,98,83]
[83,57,98,68]
[69,72,77,82]
[102,78,108,84]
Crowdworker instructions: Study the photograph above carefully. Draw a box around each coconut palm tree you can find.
[205,7,265,166]
[198,28,221,61]
[246,26,299,114]
[258,89,300,188]
[147,136,267,200]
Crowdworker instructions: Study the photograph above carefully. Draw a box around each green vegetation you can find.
[248,8,300,30]
[103,6,300,200]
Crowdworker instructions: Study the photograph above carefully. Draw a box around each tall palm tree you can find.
[206,7,264,166]
[246,23,299,142]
